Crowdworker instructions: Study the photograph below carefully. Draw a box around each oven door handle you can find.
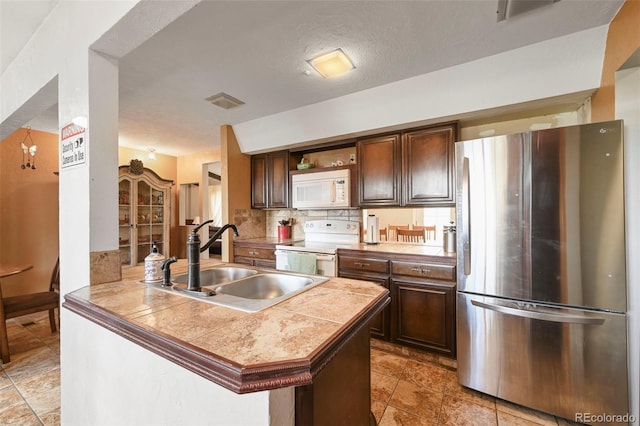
[274,250,335,262]
[315,254,336,261]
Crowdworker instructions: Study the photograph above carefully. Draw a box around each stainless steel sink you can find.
[158,265,328,312]
[213,273,314,300]
[172,266,257,286]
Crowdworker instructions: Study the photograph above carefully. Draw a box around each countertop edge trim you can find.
[307,295,390,379]
[62,291,390,394]
[62,295,312,393]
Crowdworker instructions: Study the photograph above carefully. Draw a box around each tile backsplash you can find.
[265,207,456,244]
[232,208,267,239]
[266,209,363,240]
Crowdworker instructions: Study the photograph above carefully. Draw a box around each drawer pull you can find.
[249,250,258,256]
[411,267,432,274]
[354,262,370,268]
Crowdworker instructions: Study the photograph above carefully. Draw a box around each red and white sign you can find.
[60,123,86,169]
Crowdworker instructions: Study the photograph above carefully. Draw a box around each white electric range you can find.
[275,219,360,277]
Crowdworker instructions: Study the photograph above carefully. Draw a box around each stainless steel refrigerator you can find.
[455,120,629,424]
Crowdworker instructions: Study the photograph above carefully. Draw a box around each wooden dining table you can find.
[0,263,33,279]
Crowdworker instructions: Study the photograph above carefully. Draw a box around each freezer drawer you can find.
[457,293,629,425]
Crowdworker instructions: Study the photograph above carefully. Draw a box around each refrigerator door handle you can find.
[462,157,471,275]
[471,299,605,325]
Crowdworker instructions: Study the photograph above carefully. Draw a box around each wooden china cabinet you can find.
[118,162,173,266]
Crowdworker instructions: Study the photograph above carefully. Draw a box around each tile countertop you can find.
[233,237,303,245]
[62,259,389,394]
[235,238,457,259]
[339,242,457,258]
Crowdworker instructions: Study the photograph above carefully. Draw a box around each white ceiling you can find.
[0,0,59,73]
[2,0,624,157]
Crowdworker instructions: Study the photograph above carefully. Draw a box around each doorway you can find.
[202,161,222,258]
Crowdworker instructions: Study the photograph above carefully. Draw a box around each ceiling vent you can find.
[497,0,560,22]
[205,92,245,110]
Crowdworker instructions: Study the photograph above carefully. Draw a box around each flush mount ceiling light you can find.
[307,48,355,78]
[205,92,245,110]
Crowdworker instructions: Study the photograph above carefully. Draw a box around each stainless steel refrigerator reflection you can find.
[455,120,628,424]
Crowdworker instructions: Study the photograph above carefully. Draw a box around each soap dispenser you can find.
[144,242,165,283]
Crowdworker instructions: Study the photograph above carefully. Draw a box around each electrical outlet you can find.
[349,153,356,163]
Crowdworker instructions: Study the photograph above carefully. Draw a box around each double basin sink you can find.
[157,266,328,312]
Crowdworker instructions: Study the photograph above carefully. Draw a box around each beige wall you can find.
[119,146,176,181]
[177,150,220,184]
[0,129,59,297]
[592,0,640,121]
[221,125,252,261]
[177,149,221,224]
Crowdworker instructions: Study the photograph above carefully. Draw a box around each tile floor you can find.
[0,311,60,425]
[1,311,584,426]
[370,342,584,426]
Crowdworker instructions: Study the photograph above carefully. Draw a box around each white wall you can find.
[62,311,294,425]
[0,1,139,138]
[616,65,640,421]
[233,26,607,154]
[460,111,581,140]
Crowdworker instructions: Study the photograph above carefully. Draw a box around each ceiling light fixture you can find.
[148,148,156,160]
[307,48,355,78]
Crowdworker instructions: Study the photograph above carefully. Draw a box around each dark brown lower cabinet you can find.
[391,279,456,356]
[340,273,390,340]
[233,241,277,269]
[295,322,372,425]
[338,249,456,357]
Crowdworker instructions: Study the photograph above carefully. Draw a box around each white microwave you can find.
[291,168,351,209]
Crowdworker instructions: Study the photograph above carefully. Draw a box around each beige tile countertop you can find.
[62,259,389,394]
[233,237,303,245]
[340,242,457,258]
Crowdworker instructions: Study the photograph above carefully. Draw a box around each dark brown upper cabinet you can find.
[402,124,456,206]
[251,150,290,209]
[357,123,457,207]
[357,134,402,206]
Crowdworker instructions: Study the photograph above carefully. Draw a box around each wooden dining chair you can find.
[0,258,59,363]
[396,229,426,243]
[412,225,437,240]
[387,225,409,242]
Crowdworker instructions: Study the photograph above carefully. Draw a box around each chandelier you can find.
[19,126,37,170]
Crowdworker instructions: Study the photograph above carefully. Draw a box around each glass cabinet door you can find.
[119,167,172,266]
[151,187,165,254]
[119,179,132,265]
[136,180,153,264]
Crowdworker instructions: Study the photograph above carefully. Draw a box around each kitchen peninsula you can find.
[62,259,389,425]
